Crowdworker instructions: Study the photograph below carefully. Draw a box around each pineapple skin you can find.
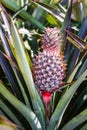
[33,51,66,92]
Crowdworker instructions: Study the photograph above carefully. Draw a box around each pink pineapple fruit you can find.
[33,27,66,118]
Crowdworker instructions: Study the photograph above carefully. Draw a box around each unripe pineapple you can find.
[33,27,66,118]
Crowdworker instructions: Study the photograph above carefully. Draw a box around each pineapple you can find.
[33,27,66,118]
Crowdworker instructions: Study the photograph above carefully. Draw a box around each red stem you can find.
[41,91,53,119]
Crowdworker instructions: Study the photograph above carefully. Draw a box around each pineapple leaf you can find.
[31,0,65,23]
[0,50,31,107]
[0,4,12,41]
[61,0,72,51]
[0,99,25,130]
[62,0,72,31]
[61,109,87,130]
[32,0,50,22]
[47,69,87,130]
[65,30,86,51]
[76,59,87,78]
[0,81,42,130]
[67,86,87,119]
[0,51,22,99]
[46,14,58,26]
[0,22,13,59]
[67,52,87,83]
[78,17,87,38]
[11,19,46,130]
[79,124,87,130]
[1,0,44,30]
[72,1,84,22]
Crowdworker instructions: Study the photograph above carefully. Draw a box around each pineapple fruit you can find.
[33,27,66,118]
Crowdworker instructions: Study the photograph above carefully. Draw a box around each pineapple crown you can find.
[41,27,63,53]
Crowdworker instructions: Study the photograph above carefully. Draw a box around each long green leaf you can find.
[11,19,45,130]
[13,70,31,108]
[31,0,65,23]
[0,4,12,41]
[47,69,87,130]
[0,50,31,107]
[0,81,42,130]
[67,52,87,83]
[0,51,22,99]
[62,0,72,31]
[1,0,44,30]
[65,30,86,51]
[32,0,50,22]
[61,0,72,51]
[0,4,31,106]
[72,2,84,22]
[61,109,87,130]
[0,21,13,58]
[0,99,25,130]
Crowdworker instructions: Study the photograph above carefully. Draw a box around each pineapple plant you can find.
[33,27,66,118]
[0,0,87,130]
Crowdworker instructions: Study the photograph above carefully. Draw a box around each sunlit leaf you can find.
[46,14,58,25]
[0,115,18,130]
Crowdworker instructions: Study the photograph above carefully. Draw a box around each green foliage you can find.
[0,0,87,130]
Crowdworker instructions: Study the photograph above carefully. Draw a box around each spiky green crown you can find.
[33,27,66,92]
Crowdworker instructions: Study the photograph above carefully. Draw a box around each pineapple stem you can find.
[41,91,52,120]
